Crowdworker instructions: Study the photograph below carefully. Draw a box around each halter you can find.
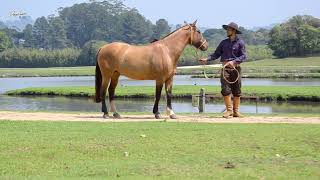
[185,24,211,78]
[186,24,207,50]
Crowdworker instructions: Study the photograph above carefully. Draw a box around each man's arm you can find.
[207,41,223,61]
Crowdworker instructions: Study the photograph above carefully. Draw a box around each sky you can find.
[1,0,319,29]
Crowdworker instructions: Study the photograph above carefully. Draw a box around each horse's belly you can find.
[119,62,157,80]
[122,71,155,80]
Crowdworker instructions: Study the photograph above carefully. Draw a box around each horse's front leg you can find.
[153,82,163,119]
[109,71,121,119]
[165,77,176,119]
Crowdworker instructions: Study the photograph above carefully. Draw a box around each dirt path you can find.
[0,111,319,124]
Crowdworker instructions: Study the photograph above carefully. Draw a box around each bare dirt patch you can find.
[0,111,319,124]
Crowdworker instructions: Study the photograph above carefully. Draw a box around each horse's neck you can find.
[162,30,190,65]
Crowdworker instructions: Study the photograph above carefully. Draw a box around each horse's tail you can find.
[94,48,102,103]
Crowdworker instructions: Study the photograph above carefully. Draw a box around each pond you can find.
[1,75,319,115]
[1,75,319,94]
[1,95,319,114]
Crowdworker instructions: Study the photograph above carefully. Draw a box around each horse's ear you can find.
[192,20,197,26]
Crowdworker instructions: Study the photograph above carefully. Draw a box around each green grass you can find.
[180,57,320,78]
[0,121,319,179]
[0,57,319,78]
[0,66,94,77]
[191,73,320,79]
[6,85,320,102]
[244,56,320,67]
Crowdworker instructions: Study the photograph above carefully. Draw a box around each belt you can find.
[222,61,240,67]
[224,67,238,71]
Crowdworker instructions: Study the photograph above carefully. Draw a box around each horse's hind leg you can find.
[108,71,121,119]
[153,81,163,119]
[101,75,111,118]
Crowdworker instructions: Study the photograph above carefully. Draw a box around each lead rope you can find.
[188,25,239,83]
[223,50,240,84]
[199,45,240,83]
[190,29,210,79]
[222,65,240,84]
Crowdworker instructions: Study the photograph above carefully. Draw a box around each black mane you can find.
[150,39,159,43]
[150,24,191,43]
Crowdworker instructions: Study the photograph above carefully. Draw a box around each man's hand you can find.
[199,58,208,65]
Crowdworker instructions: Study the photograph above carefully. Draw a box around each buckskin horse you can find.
[95,20,208,119]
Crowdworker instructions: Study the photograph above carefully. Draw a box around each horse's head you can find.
[186,20,208,51]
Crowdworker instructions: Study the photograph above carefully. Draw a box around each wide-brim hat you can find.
[222,22,242,34]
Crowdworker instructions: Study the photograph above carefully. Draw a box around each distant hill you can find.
[250,23,278,31]
[1,16,34,31]
[169,24,209,32]
[0,21,6,29]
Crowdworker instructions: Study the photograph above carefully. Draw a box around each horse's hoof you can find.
[103,113,109,119]
[155,113,161,119]
[113,112,121,119]
[169,114,177,119]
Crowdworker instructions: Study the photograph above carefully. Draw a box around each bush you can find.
[77,40,107,66]
[0,48,81,68]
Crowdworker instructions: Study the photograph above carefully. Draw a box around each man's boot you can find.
[233,96,244,117]
[223,95,233,118]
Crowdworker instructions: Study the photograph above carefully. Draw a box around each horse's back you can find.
[100,42,155,58]
[98,41,165,80]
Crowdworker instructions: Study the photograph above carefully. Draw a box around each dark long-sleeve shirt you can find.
[208,37,247,64]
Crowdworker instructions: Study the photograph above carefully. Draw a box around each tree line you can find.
[0,48,80,68]
[268,15,320,57]
[0,0,319,67]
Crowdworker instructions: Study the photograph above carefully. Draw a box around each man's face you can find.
[227,27,236,37]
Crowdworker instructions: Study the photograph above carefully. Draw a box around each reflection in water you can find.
[1,95,319,114]
[1,75,320,94]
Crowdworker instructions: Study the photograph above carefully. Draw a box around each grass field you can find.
[0,57,319,78]
[6,85,320,102]
[0,66,94,77]
[0,121,319,179]
[181,57,320,78]
[244,56,320,66]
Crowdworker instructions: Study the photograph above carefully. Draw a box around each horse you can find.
[95,20,208,119]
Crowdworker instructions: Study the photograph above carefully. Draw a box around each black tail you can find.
[95,48,102,103]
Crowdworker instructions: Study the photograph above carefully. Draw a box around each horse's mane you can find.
[150,24,190,43]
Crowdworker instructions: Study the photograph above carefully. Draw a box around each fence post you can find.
[199,88,205,113]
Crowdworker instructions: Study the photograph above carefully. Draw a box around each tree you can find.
[203,28,225,47]
[48,17,69,49]
[268,15,320,57]
[78,40,107,65]
[203,27,270,47]
[151,19,171,40]
[32,16,50,48]
[59,1,126,47]
[0,31,12,52]
[298,24,320,55]
[118,9,153,44]
[23,24,34,48]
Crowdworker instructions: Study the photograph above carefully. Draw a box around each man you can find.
[199,22,246,118]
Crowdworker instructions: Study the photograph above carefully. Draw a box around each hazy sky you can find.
[1,0,319,28]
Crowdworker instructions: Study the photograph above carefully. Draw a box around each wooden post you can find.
[199,88,205,113]
[256,97,259,114]
[192,95,199,107]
